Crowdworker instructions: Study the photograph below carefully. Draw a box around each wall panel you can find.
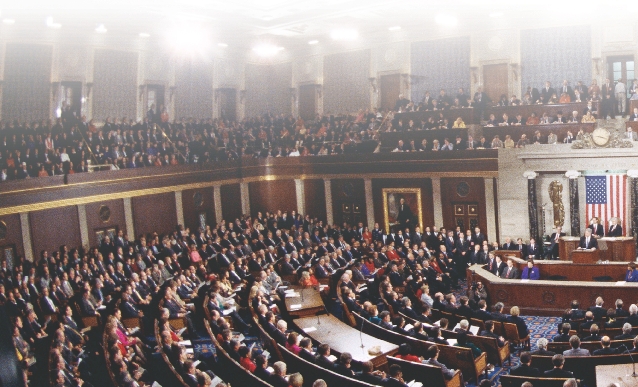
[175,60,213,119]
[323,50,371,114]
[30,207,81,256]
[182,187,216,232]
[220,184,242,222]
[92,49,138,120]
[245,62,292,117]
[1,44,52,121]
[304,179,326,222]
[441,177,487,236]
[132,193,176,237]
[248,180,296,218]
[371,178,434,233]
[85,199,126,244]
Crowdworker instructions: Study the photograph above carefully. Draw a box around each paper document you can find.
[447,339,457,346]
[285,293,300,298]
[290,304,302,310]
[266,367,274,374]
[616,281,627,286]
[178,340,192,346]
[193,360,201,367]
[185,348,193,354]
[404,324,414,331]
[469,326,479,335]
[327,354,338,362]
[303,327,317,333]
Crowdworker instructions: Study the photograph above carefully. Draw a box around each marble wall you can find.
[323,49,371,114]
[174,60,214,119]
[92,49,138,120]
[245,62,292,117]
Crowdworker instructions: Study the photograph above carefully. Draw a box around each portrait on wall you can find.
[382,188,423,233]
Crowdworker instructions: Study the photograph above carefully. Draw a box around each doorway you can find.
[607,55,634,115]
[218,88,237,122]
[146,84,166,121]
[299,84,317,121]
[379,74,401,111]
[60,81,82,118]
[453,202,479,232]
[483,64,509,104]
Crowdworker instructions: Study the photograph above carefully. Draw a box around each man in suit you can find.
[396,198,414,230]
[544,355,574,378]
[493,255,507,277]
[563,336,591,356]
[502,259,519,279]
[553,323,572,342]
[510,351,540,377]
[588,217,605,237]
[547,226,566,259]
[601,78,615,119]
[502,237,515,250]
[472,227,485,248]
[579,229,598,250]
[627,304,638,326]
[614,323,635,340]
[526,238,540,260]
[541,81,556,104]
[474,300,494,321]
[582,325,602,342]
[315,344,336,370]
[608,217,623,236]
[424,345,456,380]
[491,302,508,322]
[383,364,410,387]
[560,80,575,101]
[588,297,607,320]
[631,107,638,121]
[269,362,290,387]
[515,238,527,259]
[479,320,506,347]
[357,361,387,385]
[593,336,619,355]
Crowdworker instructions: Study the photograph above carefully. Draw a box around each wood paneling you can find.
[371,179,434,232]
[182,188,216,232]
[330,179,366,226]
[248,180,296,218]
[299,84,317,121]
[132,193,176,238]
[85,199,127,242]
[394,108,475,129]
[441,177,487,235]
[380,74,401,111]
[30,207,81,256]
[220,184,242,222]
[0,214,24,258]
[304,179,326,221]
[483,64,509,104]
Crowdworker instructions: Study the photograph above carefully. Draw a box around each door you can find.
[60,81,82,118]
[379,74,401,111]
[483,64,509,104]
[219,88,237,121]
[607,55,634,115]
[299,84,316,121]
[340,202,364,226]
[453,203,479,232]
[147,84,166,118]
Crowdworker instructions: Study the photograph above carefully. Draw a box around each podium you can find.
[558,237,580,260]
[571,249,599,263]
[559,236,634,261]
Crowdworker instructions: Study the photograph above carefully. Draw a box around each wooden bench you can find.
[499,375,575,387]
[466,334,510,367]
[546,338,635,354]
[531,353,636,386]
[503,321,530,349]
[387,355,463,387]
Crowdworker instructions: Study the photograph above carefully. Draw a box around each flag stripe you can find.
[585,174,626,236]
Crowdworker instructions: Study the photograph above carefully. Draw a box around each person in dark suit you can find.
[357,361,387,385]
[588,217,605,237]
[506,306,529,339]
[559,80,575,101]
[269,362,290,387]
[541,81,556,104]
[530,338,556,356]
[515,238,527,259]
[315,344,336,370]
[298,338,317,364]
[383,364,409,387]
[525,238,540,260]
[601,78,615,119]
[593,336,619,355]
[608,217,623,236]
[502,259,519,279]
[553,323,572,342]
[253,355,272,381]
[491,302,508,322]
[510,352,540,377]
[579,229,598,250]
[582,325,602,342]
[588,297,607,320]
[501,237,515,250]
[396,198,414,230]
[474,300,494,322]
[543,355,574,378]
[547,226,566,259]
[479,320,506,347]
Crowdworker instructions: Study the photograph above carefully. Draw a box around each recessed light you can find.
[330,29,358,41]
[218,42,228,47]
[388,26,401,31]
[3,19,15,25]
[139,32,150,38]
[435,13,458,27]
[489,12,504,18]
[308,40,319,45]
[95,24,107,33]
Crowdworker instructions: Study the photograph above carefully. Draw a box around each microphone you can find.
[619,344,638,377]
[301,286,304,303]
[359,313,365,349]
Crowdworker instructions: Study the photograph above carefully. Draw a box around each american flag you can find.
[585,175,626,235]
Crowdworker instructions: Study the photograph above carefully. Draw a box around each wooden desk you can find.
[560,237,634,262]
[485,102,597,121]
[559,237,580,261]
[492,250,521,260]
[482,123,595,143]
[394,108,475,127]
[293,314,399,370]
[631,99,638,115]
[467,264,638,316]
[571,249,599,263]
[284,286,326,318]
[627,120,638,131]
[509,257,628,281]
[596,364,638,386]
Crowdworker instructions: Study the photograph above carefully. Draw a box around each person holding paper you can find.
[424,345,457,380]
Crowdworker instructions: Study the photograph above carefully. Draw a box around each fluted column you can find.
[431,177,444,227]
[77,204,89,249]
[19,213,33,262]
[627,171,638,257]
[324,179,333,225]
[364,178,375,228]
[123,197,135,239]
[524,171,539,240]
[565,170,581,236]
[213,185,223,225]
[295,179,305,216]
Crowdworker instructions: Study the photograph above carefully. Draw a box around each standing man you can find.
[547,226,566,260]
[588,217,605,238]
[608,217,623,237]
[615,78,627,118]
[601,78,615,119]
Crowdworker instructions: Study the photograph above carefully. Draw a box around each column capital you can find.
[523,171,538,179]
[565,170,581,179]
[627,170,638,178]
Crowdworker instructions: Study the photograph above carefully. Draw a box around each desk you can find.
[509,257,628,281]
[559,237,634,261]
[571,249,599,263]
[394,108,475,127]
[596,364,638,386]
[293,314,398,370]
[485,102,597,121]
[284,286,326,318]
[467,264,638,316]
[482,123,595,143]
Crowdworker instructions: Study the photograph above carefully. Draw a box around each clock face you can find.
[591,128,610,146]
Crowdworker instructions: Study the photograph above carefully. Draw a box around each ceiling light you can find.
[2,18,15,25]
[218,42,228,47]
[388,26,401,31]
[489,12,504,18]
[308,40,318,45]
[435,13,458,27]
[95,24,107,33]
[139,32,150,38]
[46,16,61,29]
[330,29,358,41]
[253,44,284,57]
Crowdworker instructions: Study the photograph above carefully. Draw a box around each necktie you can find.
[506,268,511,277]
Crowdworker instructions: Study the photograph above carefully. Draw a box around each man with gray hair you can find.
[563,378,578,387]
[270,361,288,387]
[563,336,591,357]
[614,323,635,340]
[312,380,327,387]
[531,337,555,356]
[627,304,638,326]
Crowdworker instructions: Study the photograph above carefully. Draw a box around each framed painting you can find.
[382,188,423,234]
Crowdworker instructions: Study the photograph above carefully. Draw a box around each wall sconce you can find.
[400,73,410,89]
[289,87,297,103]
[169,86,177,102]
[470,67,479,84]
[85,83,93,99]
[138,85,146,101]
[240,90,246,104]
[592,57,602,76]
[51,82,60,100]
[510,63,519,81]
[315,84,322,98]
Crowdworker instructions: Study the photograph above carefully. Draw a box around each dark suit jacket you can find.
[579,236,598,249]
[588,306,607,321]
[316,355,336,370]
[510,364,540,377]
[544,368,573,378]
[474,309,493,322]
[502,266,519,279]
[588,224,605,237]
[593,347,618,355]
[383,377,409,387]
[526,244,540,259]
[507,315,529,338]
[608,225,623,237]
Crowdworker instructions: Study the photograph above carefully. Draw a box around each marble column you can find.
[240,182,250,217]
[484,178,497,243]
[524,171,539,240]
[175,191,185,228]
[565,170,581,236]
[295,179,305,216]
[627,171,638,252]
[213,185,223,225]
[431,177,444,227]
[364,178,375,228]
[77,204,90,249]
[324,179,333,225]
[123,197,135,239]
[19,213,34,262]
